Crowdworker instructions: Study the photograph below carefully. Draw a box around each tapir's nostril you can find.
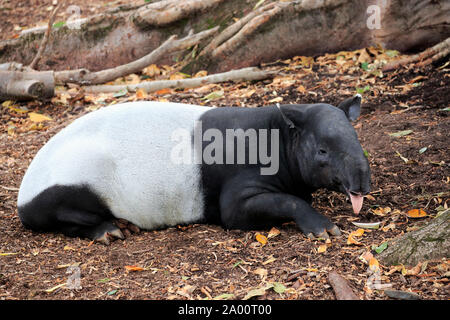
[349,191,361,196]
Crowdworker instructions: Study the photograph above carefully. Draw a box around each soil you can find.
[0,1,449,301]
[0,0,143,42]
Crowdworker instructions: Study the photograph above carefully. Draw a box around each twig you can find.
[83,67,276,93]
[29,2,63,70]
[0,186,19,191]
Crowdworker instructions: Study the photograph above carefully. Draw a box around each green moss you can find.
[423,236,445,243]
[80,19,119,43]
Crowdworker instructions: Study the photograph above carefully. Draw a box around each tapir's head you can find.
[278,95,370,213]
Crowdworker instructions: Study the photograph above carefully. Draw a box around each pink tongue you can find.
[349,194,364,214]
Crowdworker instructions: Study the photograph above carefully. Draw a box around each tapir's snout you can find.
[344,156,371,214]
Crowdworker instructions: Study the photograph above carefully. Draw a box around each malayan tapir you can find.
[17,95,370,244]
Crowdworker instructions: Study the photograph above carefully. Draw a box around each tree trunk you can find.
[378,209,450,267]
[0,0,448,74]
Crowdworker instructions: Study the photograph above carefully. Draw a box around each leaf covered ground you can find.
[0,1,449,301]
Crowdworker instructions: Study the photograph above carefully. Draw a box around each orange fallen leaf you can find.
[369,257,380,272]
[402,262,422,276]
[135,88,148,99]
[347,228,365,245]
[317,244,327,253]
[296,85,307,93]
[142,64,161,77]
[406,209,428,218]
[267,227,280,239]
[28,112,52,123]
[347,234,362,245]
[372,207,391,216]
[255,233,268,246]
[125,265,144,272]
[194,70,208,78]
[155,88,172,95]
[386,265,403,275]
[382,223,396,232]
[352,228,365,237]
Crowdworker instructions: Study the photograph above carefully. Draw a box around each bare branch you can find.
[29,2,63,70]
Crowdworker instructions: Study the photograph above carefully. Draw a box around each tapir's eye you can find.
[318,149,327,155]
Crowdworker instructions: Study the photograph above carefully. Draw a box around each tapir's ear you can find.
[337,94,361,121]
[276,104,296,129]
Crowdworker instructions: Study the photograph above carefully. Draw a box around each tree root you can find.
[378,209,450,267]
[200,2,279,57]
[54,27,219,85]
[383,37,450,71]
[133,0,224,27]
[200,1,287,61]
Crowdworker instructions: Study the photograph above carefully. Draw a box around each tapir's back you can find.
[18,102,208,229]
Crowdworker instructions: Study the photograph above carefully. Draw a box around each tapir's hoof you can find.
[95,228,124,245]
[305,225,341,240]
[328,225,341,236]
[114,218,141,234]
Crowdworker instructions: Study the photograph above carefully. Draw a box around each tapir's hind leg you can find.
[55,207,124,245]
[18,185,123,245]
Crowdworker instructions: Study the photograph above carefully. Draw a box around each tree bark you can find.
[328,271,359,300]
[84,67,275,93]
[0,0,448,74]
[54,27,219,85]
[378,209,450,267]
[0,70,54,100]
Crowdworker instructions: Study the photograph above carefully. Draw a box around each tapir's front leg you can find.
[220,187,341,239]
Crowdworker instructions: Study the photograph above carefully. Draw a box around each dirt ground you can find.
[0,1,449,301]
[0,0,143,41]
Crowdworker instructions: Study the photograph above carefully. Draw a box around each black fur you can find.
[198,103,369,236]
[199,106,326,232]
[18,185,117,239]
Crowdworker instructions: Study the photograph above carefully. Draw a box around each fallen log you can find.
[0,70,54,100]
[84,67,275,93]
